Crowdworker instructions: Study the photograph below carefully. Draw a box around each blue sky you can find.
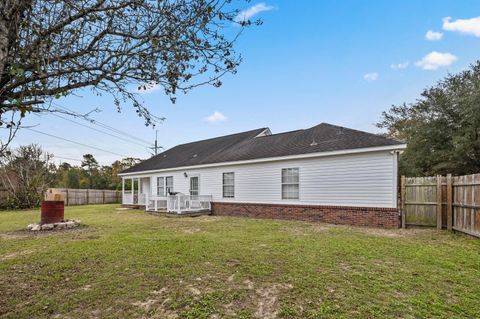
[9,0,480,165]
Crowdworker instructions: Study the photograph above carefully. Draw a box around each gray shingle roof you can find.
[121,123,403,174]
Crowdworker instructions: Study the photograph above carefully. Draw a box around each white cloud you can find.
[390,61,409,70]
[443,16,480,37]
[205,111,227,123]
[363,72,378,81]
[425,30,443,41]
[135,82,160,94]
[235,3,273,22]
[415,51,457,70]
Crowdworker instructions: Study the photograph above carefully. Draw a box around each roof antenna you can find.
[310,137,318,146]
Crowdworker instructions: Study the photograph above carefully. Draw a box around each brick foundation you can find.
[211,202,400,228]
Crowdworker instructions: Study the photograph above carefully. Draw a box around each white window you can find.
[157,177,164,196]
[222,172,235,198]
[165,176,173,195]
[157,176,173,196]
[190,176,199,196]
[282,168,299,200]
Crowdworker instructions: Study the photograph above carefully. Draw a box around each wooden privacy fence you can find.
[401,174,480,237]
[46,188,121,206]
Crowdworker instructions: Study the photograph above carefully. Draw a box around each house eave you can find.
[118,144,407,177]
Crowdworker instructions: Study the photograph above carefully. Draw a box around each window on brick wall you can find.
[281,168,299,200]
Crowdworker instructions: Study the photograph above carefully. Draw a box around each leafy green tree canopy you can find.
[378,61,480,176]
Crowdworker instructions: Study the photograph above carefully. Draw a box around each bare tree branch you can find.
[0,0,254,150]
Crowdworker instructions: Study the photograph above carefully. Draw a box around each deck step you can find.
[121,204,146,209]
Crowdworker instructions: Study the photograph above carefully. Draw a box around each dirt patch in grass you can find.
[254,283,293,319]
[130,276,294,319]
[286,223,333,236]
[0,249,34,261]
[1,224,92,239]
[355,227,438,238]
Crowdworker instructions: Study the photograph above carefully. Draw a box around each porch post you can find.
[131,178,134,204]
[138,177,141,201]
[121,178,125,204]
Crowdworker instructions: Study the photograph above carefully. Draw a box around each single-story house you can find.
[118,123,406,228]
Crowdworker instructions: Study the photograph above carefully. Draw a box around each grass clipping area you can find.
[1,204,479,318]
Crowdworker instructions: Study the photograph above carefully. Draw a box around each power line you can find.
[53,155,109,166]
[24,127,130,158]
[52,103,155,146]
[53,156,83,162]
[50,113,151,150]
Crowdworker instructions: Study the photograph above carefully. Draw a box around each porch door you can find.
[190,176,199,196]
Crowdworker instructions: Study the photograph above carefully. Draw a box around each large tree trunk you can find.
[0,0,32,96]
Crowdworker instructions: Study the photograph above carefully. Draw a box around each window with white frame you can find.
[157,176,173,196]
[157,177,164,196]
[190,176,199,196]
[222,172,235,198]
[165,176,173,195]
[281,168,299,200]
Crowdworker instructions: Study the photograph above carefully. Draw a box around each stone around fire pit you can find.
[27,219,81,231]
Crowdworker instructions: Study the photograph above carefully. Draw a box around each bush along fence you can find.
[45,188,121,206]
[400,174,480,238]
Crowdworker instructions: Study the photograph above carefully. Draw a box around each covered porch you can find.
[121,176,212,214]
[121,176,150,207]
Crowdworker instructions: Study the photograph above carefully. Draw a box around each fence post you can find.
[436,175,443,229]
[401,175,406,229]
[102,190,105,204]
[446,174,453,231]
[65,189,69,206]
[86,189,89,205]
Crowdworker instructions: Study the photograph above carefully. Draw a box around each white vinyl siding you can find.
[281,168,299,200]
[129,151,398,208]
[222,172,235,198]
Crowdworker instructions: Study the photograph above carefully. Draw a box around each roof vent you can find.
[310,137,318,147]
[255,128,272,138]
[163,154,167,158]
[192,154,197,158]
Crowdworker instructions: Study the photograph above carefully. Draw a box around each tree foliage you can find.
[0,0,253,153]
[0,144,54,208]
[378,61,480,176]
[0,147,142,208]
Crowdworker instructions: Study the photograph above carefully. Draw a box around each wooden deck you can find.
[145,209,212,218]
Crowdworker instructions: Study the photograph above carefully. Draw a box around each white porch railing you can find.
[123,192,133,205]
[145,193,212,214]
[145,194,168,211]
[138,193,147,205]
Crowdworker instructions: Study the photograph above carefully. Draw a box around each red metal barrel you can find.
[41,201,65,224]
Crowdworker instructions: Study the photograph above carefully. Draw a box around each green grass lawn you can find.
[1,204,479,319]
